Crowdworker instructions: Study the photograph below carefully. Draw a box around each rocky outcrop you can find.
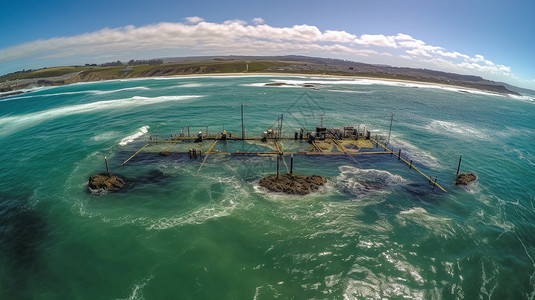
[455,173,477,185]
[258,174,327,195]
[0,72,81,93]
[88,174,125,193]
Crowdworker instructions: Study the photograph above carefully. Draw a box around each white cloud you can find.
[223,19,248,26]
[323,30,356,43]
[472,54,485,62]
[436,50,469,60]
[355,34,397,48]
[184,16,204,24]
[407,48,431,57]
[457,61,511,75]
[0,18,519,85]
[252,18,265,25]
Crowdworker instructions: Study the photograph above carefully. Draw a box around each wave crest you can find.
[336,165,406,198]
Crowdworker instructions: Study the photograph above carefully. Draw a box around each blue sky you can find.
[1,0,534,89]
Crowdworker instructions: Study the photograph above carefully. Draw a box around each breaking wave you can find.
[424,120,490,141]
[119,126,150,146]
[388,136,442,169]
[0,86,151,102]
[249,78,511,97]
[0,95,202,137]
[336,165,406,198]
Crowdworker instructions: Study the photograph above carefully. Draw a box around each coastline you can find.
[0,71,519,99]
[1,56,526,97]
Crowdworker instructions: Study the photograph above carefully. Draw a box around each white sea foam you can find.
[0,85,51,97]
[246,78,511,97]
[143,173,246,230]
[117,275,153,300]
[0,95,202,137]
[145,195,238,230]
[119,126,150,146]
[241,82,310,88]
[179,83,203,88]
[92,131,120,142]
[326,89,372,94]
[343,262,426,299]
[1,86,151,102]
[424,120,490,140]
[508,94,535,103]
[90,86,150,95]
[1,90,89,102]
[336,165,406,199]
[388,136,442,169]
[396,207,454,237]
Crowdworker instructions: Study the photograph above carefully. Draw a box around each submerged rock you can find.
[258,174,327,195]
[455,173,477,185]
[88,174,125,192]
[265,82,288,87]
[159,151,171,156]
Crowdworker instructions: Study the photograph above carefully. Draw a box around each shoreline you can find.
[0,71,520,99]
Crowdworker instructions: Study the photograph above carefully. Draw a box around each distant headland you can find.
[0,55,527,96]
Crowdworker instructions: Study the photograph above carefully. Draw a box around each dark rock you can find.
[88,174,125,192]
[159,151,171,156]
[258,174,327,195]
[265,82,288,86]
[455,173,477,185]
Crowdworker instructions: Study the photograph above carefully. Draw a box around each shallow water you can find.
[1,76,534,299]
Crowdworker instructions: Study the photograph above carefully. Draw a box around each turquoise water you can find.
[1,76,534,299]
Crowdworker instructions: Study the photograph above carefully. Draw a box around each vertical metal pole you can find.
[104,156,110,177]
[456,155,462,176]
[387,113,393,145]
[206,125,208,137]
[290,154,294,175]
[280,114,283,139]
[241,103,245,140]
[276,155,280,179]
[187,126,190,137]
[409,160,412,169]
[398,149,401,160]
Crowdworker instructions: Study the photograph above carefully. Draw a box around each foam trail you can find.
[117,275,153,300]
[1,90,89,102]
[92,131,120,142]
[1,86,151,102]
[0,95,202,137]
[424,120,490,140]
[119,126,150,146]
[90,86,150,95]
[256,78,508,97]
[396,207,453,236]
[389,137,441,169]
[327,89,372,94]
[508,94,535,103]
[336,165,406,199]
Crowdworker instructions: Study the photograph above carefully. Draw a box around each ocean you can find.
[1,75,534,299]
